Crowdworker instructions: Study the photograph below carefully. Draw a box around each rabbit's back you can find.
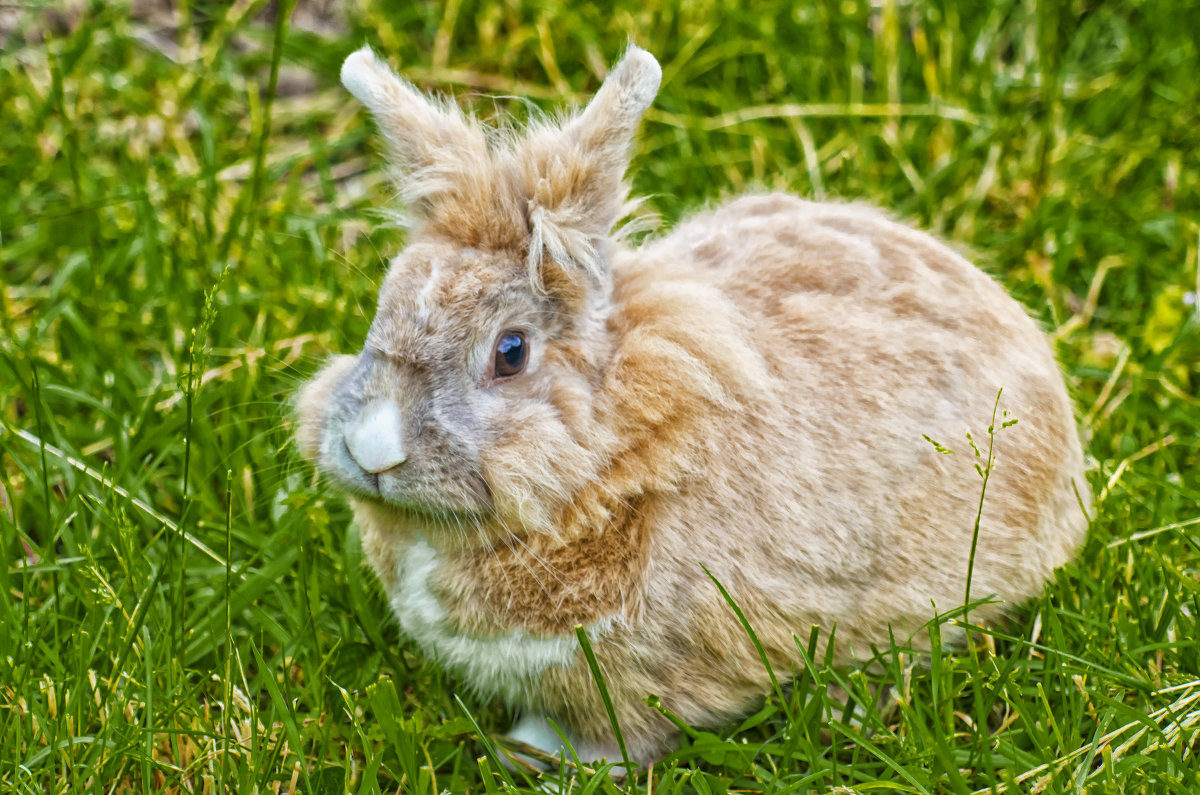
[612,192,1087,650]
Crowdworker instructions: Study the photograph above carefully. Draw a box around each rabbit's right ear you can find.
[564,46,662,157]
[519,47,662,288]
[341,47,512,240]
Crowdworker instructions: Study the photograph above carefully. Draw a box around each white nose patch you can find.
[345,400,407,474]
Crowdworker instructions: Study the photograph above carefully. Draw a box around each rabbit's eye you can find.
[492,330,528,379]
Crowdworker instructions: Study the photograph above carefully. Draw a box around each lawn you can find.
[2,0,1198,792]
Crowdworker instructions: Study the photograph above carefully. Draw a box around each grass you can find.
[2,0,1198,792]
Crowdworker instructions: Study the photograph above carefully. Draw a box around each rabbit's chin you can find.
[348,486,491,530]
[374,473,492,519]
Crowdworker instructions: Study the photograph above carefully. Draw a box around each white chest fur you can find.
[389,538,610,702]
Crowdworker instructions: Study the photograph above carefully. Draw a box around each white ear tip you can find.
[341,46,388,107]
[612,45,662,111]
[622,45,661,80]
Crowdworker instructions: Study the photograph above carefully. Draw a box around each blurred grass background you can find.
[1,0,1198,792]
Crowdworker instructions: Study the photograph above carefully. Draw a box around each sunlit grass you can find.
[2,1,1198,792]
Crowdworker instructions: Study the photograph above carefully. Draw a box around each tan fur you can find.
[297,45,1090,764]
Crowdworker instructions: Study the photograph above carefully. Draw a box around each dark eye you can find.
[492,330,528,379]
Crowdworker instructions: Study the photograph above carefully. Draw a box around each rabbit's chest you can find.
[387,537,596,700]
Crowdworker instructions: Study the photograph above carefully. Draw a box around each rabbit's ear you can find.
[520,46,661,288]
[566,46,662,153]
[342,47,515,240]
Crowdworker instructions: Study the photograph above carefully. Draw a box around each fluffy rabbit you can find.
[296,45,1090,765]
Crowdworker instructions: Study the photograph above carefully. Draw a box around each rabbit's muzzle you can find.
[345,400,408,474]
[301,351,492,519]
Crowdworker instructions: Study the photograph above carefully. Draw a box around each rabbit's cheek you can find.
[475,401,607,536]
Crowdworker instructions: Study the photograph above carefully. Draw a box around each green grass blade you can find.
[575,624,633,776]
[702,565,786,712]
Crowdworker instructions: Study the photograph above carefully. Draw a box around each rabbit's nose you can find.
[345,400,407,473]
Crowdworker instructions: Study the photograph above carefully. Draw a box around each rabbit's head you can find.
[296,47,662,541]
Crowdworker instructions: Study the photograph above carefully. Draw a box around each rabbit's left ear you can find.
[519,47,662,286]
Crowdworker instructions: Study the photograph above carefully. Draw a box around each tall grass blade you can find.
[702,565,786,712]
[575,624,633,776]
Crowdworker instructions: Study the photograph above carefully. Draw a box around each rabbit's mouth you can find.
[334,449,494,521]
[371,495,488,528]
[380,474,493,522]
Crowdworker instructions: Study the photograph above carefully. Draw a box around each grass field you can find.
[2,0,1198,792]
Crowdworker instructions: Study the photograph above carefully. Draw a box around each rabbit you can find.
[295,44,1090,767]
